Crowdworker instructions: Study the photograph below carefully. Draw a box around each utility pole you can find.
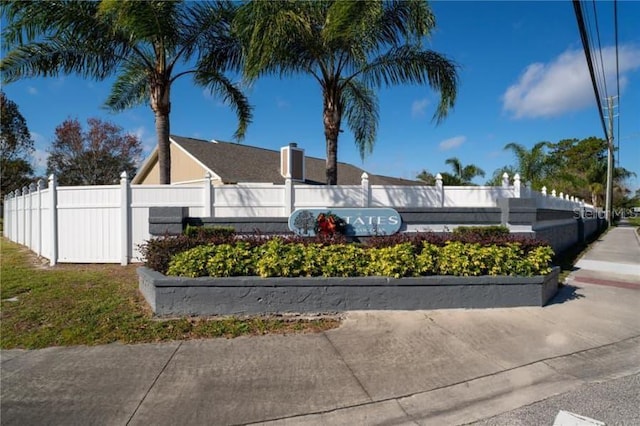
[605,96,615,226]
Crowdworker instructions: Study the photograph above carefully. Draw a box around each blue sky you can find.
[3,1,640,192]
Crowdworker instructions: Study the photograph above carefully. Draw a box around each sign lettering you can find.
[288,208,402,237]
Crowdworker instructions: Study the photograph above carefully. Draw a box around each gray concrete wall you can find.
[532,219,579,254]
[148,203,604,255]
[583,217,601,241]
[138,267,560,316]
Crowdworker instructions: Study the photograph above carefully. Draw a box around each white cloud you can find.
[411,98,429,118]
[438,135,466,151]
[276,97,290,109]
[502,44,640,119]
[31,149,48,174]
[27,86,38,95]
[131,126,156,161]
[202,88,213,100]
[30,131,46,146]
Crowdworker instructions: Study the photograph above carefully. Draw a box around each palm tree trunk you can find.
[152,84,171,184]
[323,90,341,185]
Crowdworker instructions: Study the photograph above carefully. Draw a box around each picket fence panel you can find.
[2,173,592,264]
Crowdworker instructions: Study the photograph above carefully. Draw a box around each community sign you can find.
[288,208,402,237]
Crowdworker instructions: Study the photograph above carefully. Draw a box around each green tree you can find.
[485,165,517,186]
[503,141,551,189]
[546,137,635,207]
[1,0,251,185]
[416,169,436,185]
[443,157,485,185]
[46,117,142,185]
[0,91,34,202]
[235,0,458,184]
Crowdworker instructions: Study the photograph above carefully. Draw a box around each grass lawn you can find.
[0,239,340,349]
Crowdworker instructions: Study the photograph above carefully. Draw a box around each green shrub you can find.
[167,243,257,277]
[453,225,510,238]
[481,243,523,276]
[206,242,256,277]
[438,241,477,276]
[255,239,306,278]
[162,239,554,279]
[318,244,368,277]
[415,242,440,275]
[366,243,417,278]
[167,245,218,277]
[518,245,554,276]
[140,230,237,274]
[184,225,235,239]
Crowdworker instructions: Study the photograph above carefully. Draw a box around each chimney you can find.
[280,143,305,182]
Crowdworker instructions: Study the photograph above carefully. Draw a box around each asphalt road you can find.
[470,373,640,426]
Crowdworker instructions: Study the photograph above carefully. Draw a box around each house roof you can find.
[139,135,424,186]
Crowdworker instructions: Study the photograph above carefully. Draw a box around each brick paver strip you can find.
[573,276,640,291]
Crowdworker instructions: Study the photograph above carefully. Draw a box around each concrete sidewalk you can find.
[571,221,640,288]
[1,225,639,426]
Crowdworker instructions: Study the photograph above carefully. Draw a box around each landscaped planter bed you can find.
[138,266,560,316]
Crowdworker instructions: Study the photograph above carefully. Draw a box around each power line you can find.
[590,0,609,101]
[614,0,621,166]
[572,0,608,141]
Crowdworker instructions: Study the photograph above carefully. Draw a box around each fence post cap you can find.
[361,172,369,180]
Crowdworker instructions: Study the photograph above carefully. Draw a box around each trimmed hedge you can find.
[166,238,554,279]
[141,232,347,274]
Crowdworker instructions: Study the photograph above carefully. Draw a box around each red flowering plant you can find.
[314,211,347,236]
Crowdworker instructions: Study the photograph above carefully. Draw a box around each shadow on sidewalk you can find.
[545,284,585,306]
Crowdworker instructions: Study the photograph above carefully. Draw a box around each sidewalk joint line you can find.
[125,341,183,426]
[238,334,640,426]
[424,313,511,370]
[321,331,374,402]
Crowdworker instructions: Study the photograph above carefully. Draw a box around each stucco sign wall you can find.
[288,208,402,237]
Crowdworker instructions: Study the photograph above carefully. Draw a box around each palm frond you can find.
[104,61,151,111]
[195,69,253,141]
[358,45,458,122]
[1,40,119,82]
[234,0,324,79]
[341,79,378,159]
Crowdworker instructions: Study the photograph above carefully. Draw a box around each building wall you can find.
[137,145,208,184]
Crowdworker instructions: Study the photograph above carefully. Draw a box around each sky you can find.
[2,1,640,192]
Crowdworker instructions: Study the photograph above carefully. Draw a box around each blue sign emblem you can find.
[288,208,402,237]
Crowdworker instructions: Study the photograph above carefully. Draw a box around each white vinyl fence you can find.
[3,172,592,265]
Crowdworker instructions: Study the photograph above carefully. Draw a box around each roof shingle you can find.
[171,135,423,186]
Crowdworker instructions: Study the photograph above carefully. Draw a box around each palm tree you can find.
[503,141,550,189]
[443,157,485,185]
[485,165,517,186]
[234,0,458,185]
[1,0,251,184]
